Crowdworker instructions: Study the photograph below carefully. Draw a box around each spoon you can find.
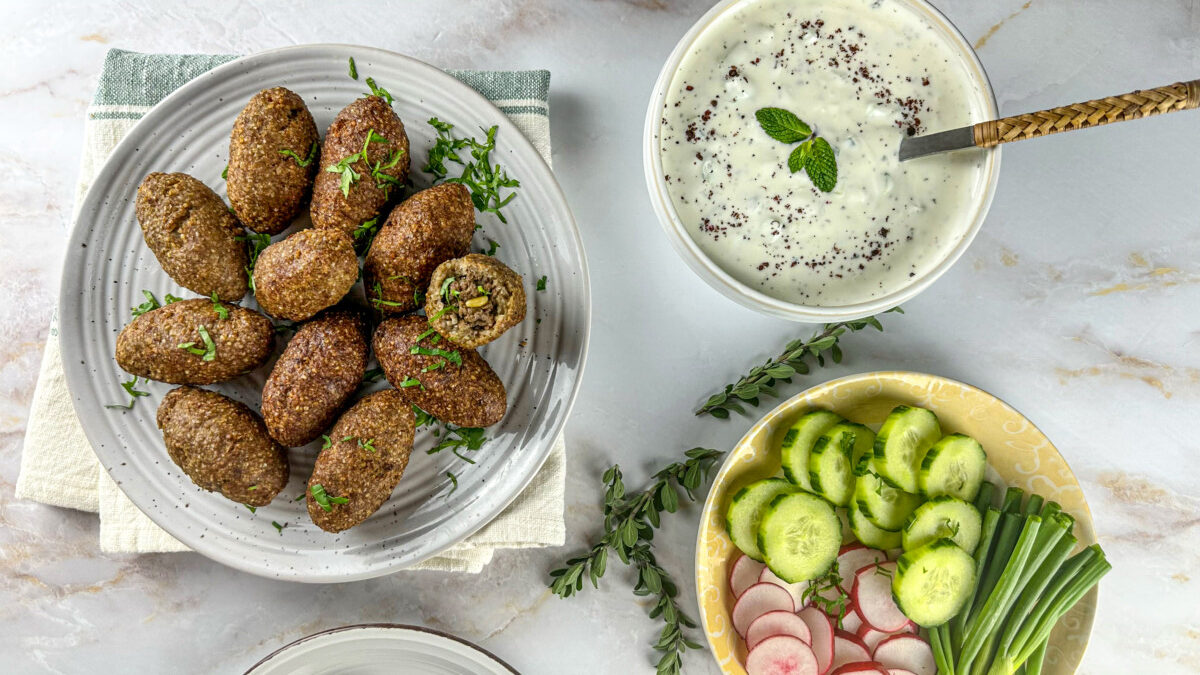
[899,79,1199,161]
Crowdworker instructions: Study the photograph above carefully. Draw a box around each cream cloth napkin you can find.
[16,49,565,574]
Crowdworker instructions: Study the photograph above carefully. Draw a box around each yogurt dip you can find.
[658,0,991,307]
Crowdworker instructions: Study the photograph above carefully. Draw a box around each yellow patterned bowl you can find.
[696,371,1097,674]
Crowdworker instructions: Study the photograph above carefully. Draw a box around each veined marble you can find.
[1,0,1198,672]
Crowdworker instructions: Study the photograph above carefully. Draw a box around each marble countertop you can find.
[2,0,1198,672]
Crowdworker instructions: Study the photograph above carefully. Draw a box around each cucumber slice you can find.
[780,410,843,490]
[848,501,902,550]
[892,538,977,627]
[808,423,870,507]
[902,495,983,554]
[758,491,842,583]
[726,478,797,561]
[855,467,922,531]
[919,434,987,501]
[873,405,941,493]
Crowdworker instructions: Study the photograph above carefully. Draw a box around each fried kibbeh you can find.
[307,390,415,532]
[157,386,289,506]
[425,253,526,348]
[115,298,273,385]
[310,95,410,237]
[251,229,358,321]
[262,310,369,447]
[227,86,320,234]
[373,315,506,428]
[364,183,474,315]
[135,172,249,301]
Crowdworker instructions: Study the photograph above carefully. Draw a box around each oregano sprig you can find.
[549,448,722,675]
[756,106,838,192]
[697,308,902,418]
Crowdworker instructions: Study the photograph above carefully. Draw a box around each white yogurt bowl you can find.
[644,0,1001,322]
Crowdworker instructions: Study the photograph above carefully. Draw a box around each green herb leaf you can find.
[272,520,285,534]
[209,292,229,320]
[788,140,810,174]
[358,438,376,453]
[364,77,395,105]
[278,139,318,168]
[439,275,457,303]
[243,503,256,514]
[361,367,385,385]
[536,275,547,292]
[320,435,333,450]
[236,232,273,290]
[445,471,459,495]
[347,56,358,80]
[310,483,348,512]
[370,280,405,308]
[399,376,422,389]
[484,239,500,256]
[805,136,838,192]
[221,164,228,180]
[131,290,161,318]
[105,376,150,410]
[696,308,901,417]
[755,107,812,143]
[423,119,519,223]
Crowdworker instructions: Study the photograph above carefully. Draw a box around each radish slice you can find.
[852,562,909,632]
[873,634,935,675]
[760,565,811,609]
[734,583,795,637]
[829,663,889,675]
[831,630,872,671]
[746,635,819,675]
[837,546,887,592]
[731,554,768,599]
[797,607,834,675]
[857,627,889,653]
[747,610,813,651]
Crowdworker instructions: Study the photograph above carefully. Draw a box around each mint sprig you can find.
[756,106,838,192]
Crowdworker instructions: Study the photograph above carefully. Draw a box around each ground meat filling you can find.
[443,273,509,334]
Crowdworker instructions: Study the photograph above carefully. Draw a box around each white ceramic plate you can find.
[59,45,589,581]
[245,624,518,675]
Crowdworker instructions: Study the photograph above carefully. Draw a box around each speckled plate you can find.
[59,45,589,582]
[696,372,1097,674]
[245,624,518,675]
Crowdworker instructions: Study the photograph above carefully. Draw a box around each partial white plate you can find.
[245,624,518,675]
[59,44,589,581]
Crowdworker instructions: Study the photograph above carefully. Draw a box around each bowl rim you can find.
[642,0,1003,322]
[692,370,1098,674]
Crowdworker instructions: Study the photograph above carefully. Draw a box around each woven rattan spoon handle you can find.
[973,80,1200,148]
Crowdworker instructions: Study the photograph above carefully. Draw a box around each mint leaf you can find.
[755,107,812,143]
[788,141,811,174]
[804,137,838,192]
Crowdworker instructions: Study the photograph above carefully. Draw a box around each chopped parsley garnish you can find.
[399,376,422,389]
[243,503,257,513]
[342,435,355,443]
[105,376,149,410]
[484,239,500,256]
[273,321,297,335]
[439,275,458,303]
[209,292,229,320]
[536,275,547,291]
[410,345,462,367]
[272,521,285,534]
[221,164,228,180]
[428,425,487,464]
[309,484,348,512]
[412,405,437,428]
[131,290,161,318]
[428,304,456,322]
[416,327,437,342]
[164,293,184,304]
[370,280,404,308]
[247,485,258,491]
[364,76,394,105]
[347,56,358,80]
[446,471,459,495]
[358,438,376,453]
[352,217,380,250]
[361,367,385,385]
[177,325,217,361]
[324,153,362,198]
[320,435,333,450]
[424,118,520,223]
[476,286,490,296]
[236,232,272,291]
[278,140,318,168]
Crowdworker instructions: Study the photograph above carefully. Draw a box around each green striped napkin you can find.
[16,48,563,574]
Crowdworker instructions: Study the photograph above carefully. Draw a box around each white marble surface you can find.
[1,0,1199,672]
